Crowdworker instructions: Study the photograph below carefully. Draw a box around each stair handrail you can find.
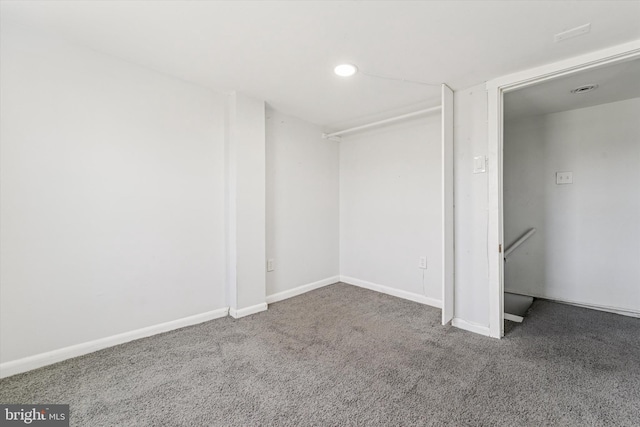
[504,228,536,261]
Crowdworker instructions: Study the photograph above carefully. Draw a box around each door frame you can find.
[485,40,640,338]
[441,84,454,325]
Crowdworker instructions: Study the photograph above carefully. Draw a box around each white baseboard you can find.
[266,276,340,304]
[0,307,230,379]
[229,302,268,319]
[339,276,442,309]
[451,318,491,337]
[505,289,640,318]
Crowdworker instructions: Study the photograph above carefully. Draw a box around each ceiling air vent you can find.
[570,84,598,94]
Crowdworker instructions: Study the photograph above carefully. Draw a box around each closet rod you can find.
[322,105,442,140]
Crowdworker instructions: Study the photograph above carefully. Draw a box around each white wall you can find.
[265,108,339,298]
[452,84,491,329]
[0,26,227,363]
[504,98,640,314]
[339,115,442,304]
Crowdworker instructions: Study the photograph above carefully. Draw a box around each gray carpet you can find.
[1,283,639,426]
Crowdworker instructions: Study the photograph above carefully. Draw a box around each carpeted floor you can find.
[1,283,639,426]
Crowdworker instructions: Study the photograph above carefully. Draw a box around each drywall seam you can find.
[0,307,230,379]
[340,276,442,308]
[266,276,340,304]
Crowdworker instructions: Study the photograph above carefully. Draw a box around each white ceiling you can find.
[505,58,640,120]
[2,1,639,130]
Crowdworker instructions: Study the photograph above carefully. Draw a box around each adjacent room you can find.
[1,1,639,425]
[503,59,640,324]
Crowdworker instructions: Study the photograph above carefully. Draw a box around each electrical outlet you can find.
[266,259,275,272]
[419,256,427,269]
[556,171,573,184]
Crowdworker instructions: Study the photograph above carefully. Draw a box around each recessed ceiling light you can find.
[570,84,598,94]
[334,64,358,77]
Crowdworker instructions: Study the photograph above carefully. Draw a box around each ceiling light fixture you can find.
[334,64,358,77]
[570,84,598,94]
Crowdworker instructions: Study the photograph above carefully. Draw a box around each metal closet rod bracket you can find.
[321,133,342,142]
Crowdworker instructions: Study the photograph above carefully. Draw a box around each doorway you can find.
[486,41,640,338]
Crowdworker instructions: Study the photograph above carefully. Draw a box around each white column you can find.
[225,91,267,317]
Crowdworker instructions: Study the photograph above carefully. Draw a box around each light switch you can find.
[473,156,486,174]
[556,171,573,184]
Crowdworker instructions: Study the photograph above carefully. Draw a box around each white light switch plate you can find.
[473,156,486,174]
[556,171,573,184]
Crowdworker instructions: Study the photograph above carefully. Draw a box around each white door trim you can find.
[441,83,455,325]
[486,39,640,338]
